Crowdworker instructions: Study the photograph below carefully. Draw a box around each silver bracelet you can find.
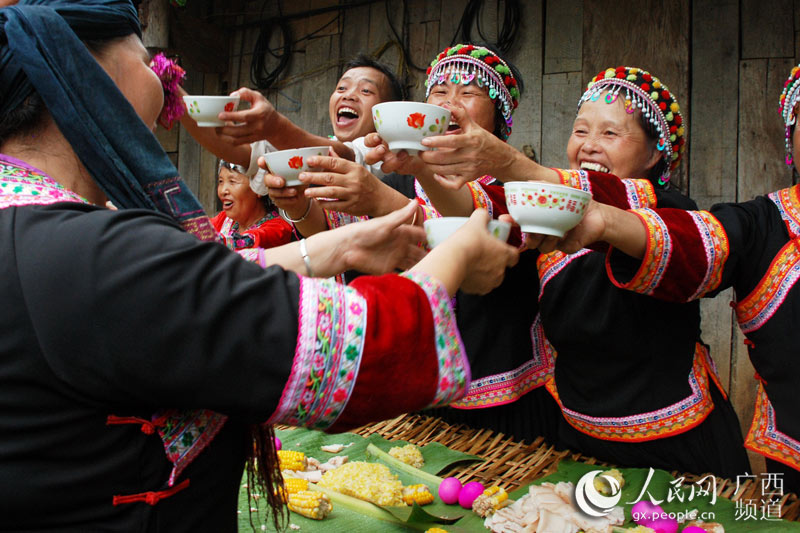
[299,238,314,277]
[278,200,313,224]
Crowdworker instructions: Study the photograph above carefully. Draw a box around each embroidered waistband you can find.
[450,314,553,409]
[745,383,800,471]
[546,343,719,442]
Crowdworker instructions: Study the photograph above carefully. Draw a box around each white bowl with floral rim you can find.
[504,181,591,237]
[423,217,511,249]
[263,146,329,187]
[372,101,451,155]
[182,95,239,127]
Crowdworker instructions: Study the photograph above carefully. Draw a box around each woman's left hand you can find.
[418,104,517,189]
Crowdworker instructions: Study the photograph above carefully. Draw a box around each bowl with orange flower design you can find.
[372,102,451,154]
[182,95,240,127]
[263,146,329,186]
[504,181,592,237]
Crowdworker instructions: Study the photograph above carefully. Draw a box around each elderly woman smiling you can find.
[210,159,292,250]
[414,66,750,478]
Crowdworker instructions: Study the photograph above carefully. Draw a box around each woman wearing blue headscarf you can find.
[0,1,519,530]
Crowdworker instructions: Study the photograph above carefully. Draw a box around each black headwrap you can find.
[0,0,215,240]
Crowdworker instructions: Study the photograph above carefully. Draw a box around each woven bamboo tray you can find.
[353,413,800,522]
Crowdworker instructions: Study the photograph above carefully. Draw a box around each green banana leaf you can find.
[238,427,485,532]
[238,428,800,532]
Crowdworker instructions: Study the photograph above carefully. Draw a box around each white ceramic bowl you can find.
[424,217,511,249]
[183,95,240,127]
[504,181,591,237]
[372,101,451,154]
[263,146,329,187]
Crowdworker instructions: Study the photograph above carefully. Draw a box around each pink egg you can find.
[681,527,707,533]
[650,515,678,533]
[438,477,462,505]
[458,481,485,509]
[274,437,282,451]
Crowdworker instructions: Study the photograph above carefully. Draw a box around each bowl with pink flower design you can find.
[372,101,451,155]
[263,146,329,186]
[504,181,592,237]
[182,95,240,127]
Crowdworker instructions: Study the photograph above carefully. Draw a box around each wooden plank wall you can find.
[155,0,800,473]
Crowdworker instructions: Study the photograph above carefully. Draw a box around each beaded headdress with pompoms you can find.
[779,64,800,168]
[424,44,520,141]
[579,67,685,186]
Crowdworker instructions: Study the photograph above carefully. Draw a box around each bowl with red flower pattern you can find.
[263,146,329,187]
[504,181,592,237]
[372,101,451,154]
[182,95,240,127]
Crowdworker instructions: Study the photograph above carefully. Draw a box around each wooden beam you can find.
[582,0,690,190]
[505,0,543,160]
[742,0,794,59]
[540,72,582,169]
[544,0,581,74]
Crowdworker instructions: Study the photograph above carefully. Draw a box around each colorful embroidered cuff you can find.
[267,277,367,429]
[620,179,657,209]
[552,168,592,193]
[686,210,729,301]
[236,247,269,268]
[605,208,670,295]
[399,271,470,407]
[467,181,493,217]
[324,209,369,230]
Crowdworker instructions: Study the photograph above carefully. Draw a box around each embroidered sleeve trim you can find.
[735,239,800,333]
[686,211,729,300]
[768,185,800,239]
[620,179,657,209]
[546,343,715,442]
[267,277,367,429]
[450,314,553,409]
[325,210,370,230]
[467,181,493,217]
[552,168,592,193]
[745,383,800,471]
[608,208,670,295]
[400,271,470,407]
[235,247,268,267]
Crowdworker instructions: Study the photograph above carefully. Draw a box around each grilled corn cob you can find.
[318,461,404,506]
[402,484,434,506]
[278,450,307,471]
[471,486,509,517]
[287,490,332,519]
[388,444,425,469]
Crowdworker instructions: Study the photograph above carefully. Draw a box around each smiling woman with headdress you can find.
[0,1,520,530]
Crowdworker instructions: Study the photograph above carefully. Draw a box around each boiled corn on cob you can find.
[279,477,309,501]
[402,484,434,506]
[388,444,425,469]
[287,490,332,519]
[278,450,307,471]
[318,461,404,506]
[472,486,509,517]
[424,528,449,533]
